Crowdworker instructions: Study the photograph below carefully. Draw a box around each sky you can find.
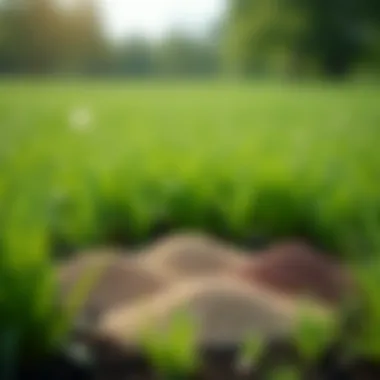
[98,0,225,40]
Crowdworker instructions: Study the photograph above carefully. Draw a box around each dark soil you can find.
[15,338,380,380]
[238,239,353,306]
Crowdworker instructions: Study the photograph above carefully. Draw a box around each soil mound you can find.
[57,250,171,324]
[99,277,315,347]
[140,232,248,278]
[237,240,352,306]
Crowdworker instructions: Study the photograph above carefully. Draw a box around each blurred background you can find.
[2,3,380,377]
[0,0,379,79]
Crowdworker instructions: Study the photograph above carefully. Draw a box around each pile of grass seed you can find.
[138,233,248,278]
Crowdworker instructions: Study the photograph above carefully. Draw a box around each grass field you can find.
[1,79,380,256]
[1,79,380,378]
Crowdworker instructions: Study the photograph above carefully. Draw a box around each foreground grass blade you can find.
[52,260,108,346]
[0,329,20,380]
[140,310,199,378]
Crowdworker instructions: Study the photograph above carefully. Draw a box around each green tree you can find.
[0,0,107,74]
[226,0,380,78]
[0,0,64,73]
[60,0,108,74]
[112,36,156,77]
[157,30,220,77]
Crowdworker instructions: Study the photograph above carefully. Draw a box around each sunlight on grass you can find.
[0,81,379,255]
[1,80,380,377]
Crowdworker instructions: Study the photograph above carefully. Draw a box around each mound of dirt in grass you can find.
[99,277,328,347]
[57,250,172,324]
[139,232,249,279]
[237,240,353,306]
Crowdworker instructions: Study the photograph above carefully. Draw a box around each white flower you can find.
[69,106,93,132]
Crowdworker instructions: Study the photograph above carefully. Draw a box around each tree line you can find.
[0,0,379,79]
[0,0,221,76]
[226,0,380,78]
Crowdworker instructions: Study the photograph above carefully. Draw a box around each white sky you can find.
[98,0,225,40]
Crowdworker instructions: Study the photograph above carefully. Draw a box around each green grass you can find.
[1,79,380,256]
[0,187,106,377]
[1,77,380,375]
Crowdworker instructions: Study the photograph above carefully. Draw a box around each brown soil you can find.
[237,240,353,306]
[57,249,172,324]
[54,234,344,373]
[138,232,249,279]
[99,276,330,348]
[49,235,355,380]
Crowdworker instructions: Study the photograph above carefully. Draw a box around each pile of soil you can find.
[237,240,353,306]
[99,276,324,347]
[57,250,172,324]
[139,232,249,279]
[19,234,378,380]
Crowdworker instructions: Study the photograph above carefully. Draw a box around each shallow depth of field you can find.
[2,0,380,378]
[0,79,380,379]
[1,80,380,256]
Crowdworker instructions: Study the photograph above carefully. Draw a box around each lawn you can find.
[1,79,380,379]
[1,79,380,256]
